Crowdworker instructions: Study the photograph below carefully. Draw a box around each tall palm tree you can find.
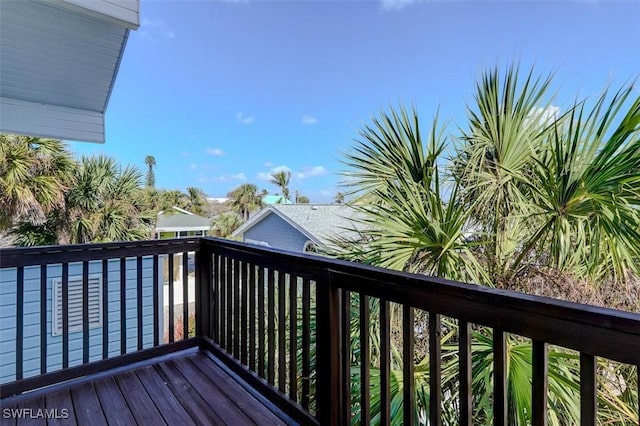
[144,155,156,188]
[0,134,75,229]
[227,183,263,220]
[270,170,291,202]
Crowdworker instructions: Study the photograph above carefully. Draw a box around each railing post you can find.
[316,269,341,425]
[195,241,212,339]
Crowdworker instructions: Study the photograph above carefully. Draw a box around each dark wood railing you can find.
[1,237,639,425]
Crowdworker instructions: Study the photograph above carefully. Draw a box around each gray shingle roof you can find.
[269,204,366,245]
[156,212,211,231]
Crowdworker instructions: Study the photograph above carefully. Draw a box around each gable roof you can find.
[156,208,210,232]
[232,204,366,246]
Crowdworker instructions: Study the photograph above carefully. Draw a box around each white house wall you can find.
[0,257,159,384]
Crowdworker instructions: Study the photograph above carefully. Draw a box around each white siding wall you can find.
[0,257,160,384]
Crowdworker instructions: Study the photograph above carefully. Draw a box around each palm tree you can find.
[0,134,75,229]
[227,183,263,220]
[334,192,345,204]
[210,212,243,238]
[13,155,153,245]
[337,66,640,424]
[144,155,156,188]
[184,187,208,216]
[270,170,291,202]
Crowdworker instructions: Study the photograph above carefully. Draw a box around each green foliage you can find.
[227,183,264,220]
[0,134,75,229]
[210,212,244,238]
[270,170,291,201]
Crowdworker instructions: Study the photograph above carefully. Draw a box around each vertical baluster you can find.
[241,262,248,365]
[267,269,276,384]
[580,353,596,426]
[380,300,391,426]
[16,266,24,380]
[183,252,189,339]
[429,313,442,425]
[102,259,109,359]
[227,257,234,353]
[341,290,351,425]
[120,258,127,354]
[40,265,47,374]
[83,260,90,363]
[301,277,311,409]
[137,257,144,350]
[532,340,548,426]
[249,263,256,370]
[493,329,507,426]
[459,320,472,426]
[62,263,69,368]
[289,275,298,401]
[168,255,174,344]
[258,267,266,378]
[152,255,159,347]
[360,294,370,426]
[402,305,414,426]
[212,253,219,342]
[278,272,286,392]
[219,256,226,348]
[233,259,240,358]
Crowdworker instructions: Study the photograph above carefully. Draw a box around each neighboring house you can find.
[262,195,293,205]
[154,207,211,239]
[232,204,366,253]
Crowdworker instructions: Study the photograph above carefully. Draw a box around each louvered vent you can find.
[52,275,102,336]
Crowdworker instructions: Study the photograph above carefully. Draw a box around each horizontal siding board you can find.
[0,97,104,143]
[244,213,310,252]
[55,0,139,28]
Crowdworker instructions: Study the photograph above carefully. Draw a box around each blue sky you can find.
[70,0,639,202]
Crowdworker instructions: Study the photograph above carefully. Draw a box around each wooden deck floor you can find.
[0,352,293,425]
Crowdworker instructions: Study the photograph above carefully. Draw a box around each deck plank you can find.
[135,365,196,426]
[1,351,292,426]
[171,357,256,425]
[113,370,166,425]
[46,389,77,426]
[70,382,107,426]
[188,353,285,425]
[16,395,45,426]
[154,361,226,425]
[93,377,136,426]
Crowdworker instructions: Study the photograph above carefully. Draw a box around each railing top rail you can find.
[0,238,201,268]
[203,237,640,364]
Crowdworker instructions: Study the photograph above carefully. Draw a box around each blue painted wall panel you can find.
[243,213,310,252]
[0,257,160,383]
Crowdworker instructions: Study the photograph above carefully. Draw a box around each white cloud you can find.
[526,105,561,126]
[181,151,190,157]
[230,172,247,181]
[236,112,255,125]
[189,163,197,170]
[380,0,422,10]
[205,147,225,156]
[139,18,175,41]
[297,165,327,179]
[264,161,273,168]
[301,115,318,125]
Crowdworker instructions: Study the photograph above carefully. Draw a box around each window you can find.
[303,241,318,253]
[52,275,102,336]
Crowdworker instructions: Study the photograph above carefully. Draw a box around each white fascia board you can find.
[0,97,105,143]
[155,226,211,233]
[45,0,140,29]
